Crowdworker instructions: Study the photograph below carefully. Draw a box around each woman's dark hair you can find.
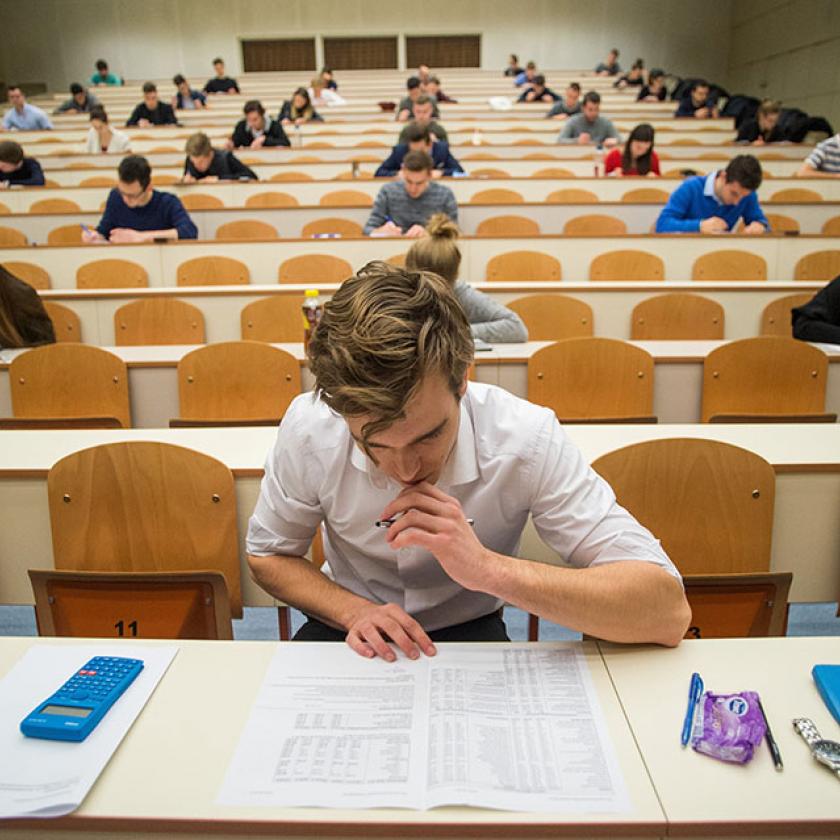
[172,74,186,86]
[622,123,655,175]
[0,266,55,348]
[89,106,108,123]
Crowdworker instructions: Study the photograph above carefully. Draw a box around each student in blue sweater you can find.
[655,155,768,234]
[83,156,198,244]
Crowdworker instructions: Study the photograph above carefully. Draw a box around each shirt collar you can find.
[703,171,722,204]
[348,394,480,491]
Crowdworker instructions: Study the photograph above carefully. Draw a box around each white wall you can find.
[727,0,840,130]
[0,0,733,92]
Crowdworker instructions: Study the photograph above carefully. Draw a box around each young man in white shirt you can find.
[247,264,691,660]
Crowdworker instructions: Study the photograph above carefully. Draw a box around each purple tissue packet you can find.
[690,691,766,764]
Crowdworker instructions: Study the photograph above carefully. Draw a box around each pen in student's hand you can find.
[756,696,783,771]
[680,671,703,747]
[375,517,475,529]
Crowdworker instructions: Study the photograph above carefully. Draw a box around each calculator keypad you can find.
[54,657,143,702]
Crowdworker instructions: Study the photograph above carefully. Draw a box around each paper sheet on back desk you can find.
[218,642,629,812]
[0,644,177,819]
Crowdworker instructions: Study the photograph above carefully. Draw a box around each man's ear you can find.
[458,369,470,397]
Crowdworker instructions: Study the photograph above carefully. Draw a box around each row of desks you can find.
[0,423,839,605]
[3,339,839,427]
[1,635,838,839]
[0,235,836,287]
[5,203,839,244]
[25,158,818,185]
[28,282,824,343]
[3,175,835,208]
[35,144,813,170]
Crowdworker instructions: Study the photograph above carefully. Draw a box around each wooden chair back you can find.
[592,438,775,574]
[319,190,373,207]
[508,294,593,340]
[476,215,540,237]
[29,198,82,213]
[29,569,234,640]
[76,259,148,289]
[176,256,250,286]
[683,572,792,639]
[2,261,50,289]
[151,173,179,185]
[46,440,242,616]
[180,193,225,210]
[764,213,800,234]
[528,338,655,422]
[10,344,130,427]
[546,188,599,204]
[278,254,353,284]
[215,219,279,241]
[821,216,840,236]
[43,301,82,342]
[794,250,840,282]
[631,293,724,340]
[469,188,524,204]
[0,417,121,430]
[563,214,627,235]
[244,191,299,208]
[621,188,670,203]
[0,226,27,246]
[702,336,829,421]
[485,251,561,283]
[386,253,407,268]
[470,168,511,178]
[531,167,574,177]
[241,296,305,342]
[769,188,822,203]
[760,293,813,337]
[79,176,117,187]
[115,298,206,345]
[177,341,300,423]
[691,250,767,282]
[48,224,84,245]
[0,200,10,214]
[270,171,314,181]
[302,217,363,237]
[589,250,665,282]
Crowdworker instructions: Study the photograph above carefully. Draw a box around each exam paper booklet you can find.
[0,644,178,819]
[218,642,629,812]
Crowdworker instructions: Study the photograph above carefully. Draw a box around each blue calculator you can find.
[20,656,144,742]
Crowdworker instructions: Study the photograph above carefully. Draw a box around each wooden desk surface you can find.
[0,637,667,839]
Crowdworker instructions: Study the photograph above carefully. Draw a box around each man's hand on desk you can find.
[381,482,492,593]
[344,602,436,663]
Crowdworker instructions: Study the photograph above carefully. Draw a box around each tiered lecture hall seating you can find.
[2,67,839,642]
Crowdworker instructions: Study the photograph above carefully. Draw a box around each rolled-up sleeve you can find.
[246,403,325,557]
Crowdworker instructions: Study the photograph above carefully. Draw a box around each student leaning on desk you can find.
[247,262,691,661]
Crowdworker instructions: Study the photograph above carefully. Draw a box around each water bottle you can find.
[302,289,323,348]
[471,128,482,146]
[593,143,605,177]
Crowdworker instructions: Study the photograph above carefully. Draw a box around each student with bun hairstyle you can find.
[405,214,527,343]
[0,265,55,348]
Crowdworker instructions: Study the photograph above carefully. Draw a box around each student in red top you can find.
[604,123,660,177]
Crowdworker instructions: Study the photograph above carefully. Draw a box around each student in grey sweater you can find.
[364,150,458,237]
[405,213,528,343]
[556,91,620,146]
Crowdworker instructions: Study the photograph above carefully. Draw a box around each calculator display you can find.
[41,705,93,718]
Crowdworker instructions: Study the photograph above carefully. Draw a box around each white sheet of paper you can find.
[0,644,178,819]
[218,642,629,813]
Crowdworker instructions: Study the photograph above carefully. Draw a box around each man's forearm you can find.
[484,553,691,646]
[248,553,374,631]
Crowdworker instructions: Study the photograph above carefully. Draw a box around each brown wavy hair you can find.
[307,260,473,448]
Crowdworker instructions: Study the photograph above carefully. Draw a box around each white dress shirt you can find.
[247,383,680,631]
[85,126,132,153]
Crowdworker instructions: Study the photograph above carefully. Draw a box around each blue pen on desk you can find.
[680,671,703,747]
